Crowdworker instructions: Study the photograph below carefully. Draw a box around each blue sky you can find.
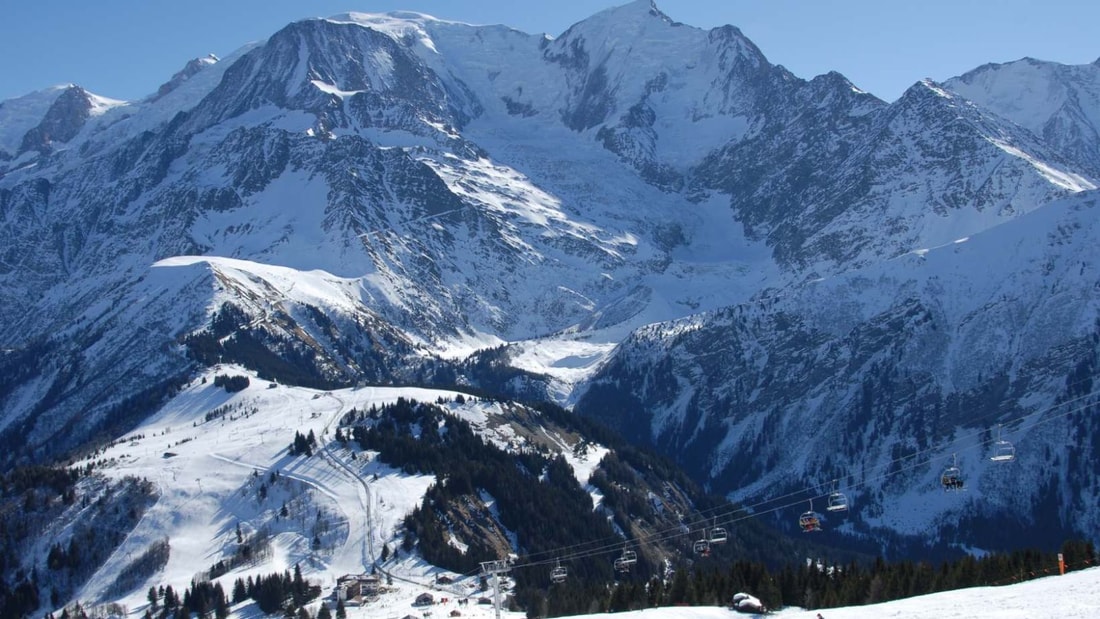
[1,0,1097,103]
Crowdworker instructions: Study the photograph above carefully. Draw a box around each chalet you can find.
[414,592,435,607]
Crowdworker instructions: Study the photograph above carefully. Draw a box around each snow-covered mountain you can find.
[575,189,1100,549]
[1,0,1098,568]
[945,57,1100,175]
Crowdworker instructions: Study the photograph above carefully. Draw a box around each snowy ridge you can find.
[946,57,1100,174]
[154,256,381,323]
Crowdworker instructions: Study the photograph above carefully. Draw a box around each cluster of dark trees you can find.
[0,333,187,471]
[0,465,82,617]
[229,565,320,615]
[134,564,321,619]
[212,374,250,393]
[515,539,1096,617]
[141,580,228,619]
[351,398,620,579]
[183,306,338,390]
[108,538,171,599]
[0,466,157,619]
[350,397,838,605]
[183,294,388,386]
[288,430,317,457]
[0,575,39,619]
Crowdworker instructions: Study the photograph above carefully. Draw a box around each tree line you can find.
[516,539,1096,616]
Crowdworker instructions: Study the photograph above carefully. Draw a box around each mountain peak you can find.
[624,0,666,19]
[151,53,219,101]
[17,84,95,154]
[588,0,669,25]
[901,78,957,102]
[562,0,676,40]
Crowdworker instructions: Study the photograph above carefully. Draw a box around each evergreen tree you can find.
[163,585,177,609]
[215,594,230,619]
[292,563,306,605]
[147,586,159,611]
[213,582,228,619]
[65,536,81,570]
[667,567,693,605]
[607,583,630,613]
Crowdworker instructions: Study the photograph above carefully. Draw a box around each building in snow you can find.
[336,574,381,604]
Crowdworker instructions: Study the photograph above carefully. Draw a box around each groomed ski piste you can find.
[62,364,1100,619]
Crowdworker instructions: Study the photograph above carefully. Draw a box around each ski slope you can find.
[70,364,615,617]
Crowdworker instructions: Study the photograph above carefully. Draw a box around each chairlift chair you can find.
[990,425,1016,463]
[693,536,710,556]
[826,480,849,512]
[550,562,567,584]
[708,526,728,544]
[799,500,822,532]
[615,549,637,572]
[826,492,849,512]
[941,453,964,491]
[990,441,1016,462]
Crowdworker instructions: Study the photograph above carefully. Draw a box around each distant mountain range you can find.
[2,0,1099,574]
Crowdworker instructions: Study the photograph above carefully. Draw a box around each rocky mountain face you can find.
[945,57,1100,176]
[575,189,1100,553]
[1,0,1098,555]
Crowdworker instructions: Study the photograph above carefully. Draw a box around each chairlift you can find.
[826,480,849,513]
[799,500,822,532]
[615,549,637,572]
[550,561,567,584]
[989,425,1016,463]
[693,535,711,556]
[708,525,728,544]
[941,453,964,491]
